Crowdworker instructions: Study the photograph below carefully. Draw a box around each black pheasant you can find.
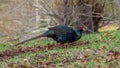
[14,25,84,46]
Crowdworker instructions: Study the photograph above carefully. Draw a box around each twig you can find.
[0,0,29,19]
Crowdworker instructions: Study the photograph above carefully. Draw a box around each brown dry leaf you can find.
[103,33,109,36]
[107,50,120,60]
[48,55,52,62]
[94,57,100,63]
[67,65,72,68]
[86,49,91,52]
[84,53,89,58]
[101,45,107,49]
[21,65,30,68]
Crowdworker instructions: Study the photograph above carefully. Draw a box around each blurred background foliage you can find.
[0,0,119,43]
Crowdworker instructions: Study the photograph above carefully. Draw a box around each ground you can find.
[0,25,120,68]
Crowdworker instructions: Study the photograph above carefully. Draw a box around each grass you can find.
[0,30,120,67]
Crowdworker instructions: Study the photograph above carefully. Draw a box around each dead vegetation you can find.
[0,40,89,61]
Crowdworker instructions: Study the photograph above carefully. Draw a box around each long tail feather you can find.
[14,34,45,46]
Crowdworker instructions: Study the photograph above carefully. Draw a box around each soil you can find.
[0,41,90,61]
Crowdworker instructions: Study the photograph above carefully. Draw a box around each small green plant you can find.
[0,31,120,67]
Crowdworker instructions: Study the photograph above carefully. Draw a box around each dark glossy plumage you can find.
[14,25,83,46]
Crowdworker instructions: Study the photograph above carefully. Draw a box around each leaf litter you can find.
[0,40,89,61]
[0,32,120,68]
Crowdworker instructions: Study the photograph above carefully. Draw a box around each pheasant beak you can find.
[83,28,86,31]
[79,26,85,32]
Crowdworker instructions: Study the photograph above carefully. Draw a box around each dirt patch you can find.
[7,53,60,68]
[6,48,120,68]
[0,40,90,61]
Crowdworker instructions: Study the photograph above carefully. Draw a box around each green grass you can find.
[0,31,120,67]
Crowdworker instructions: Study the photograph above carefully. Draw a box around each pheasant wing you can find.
[48,25,74,35]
